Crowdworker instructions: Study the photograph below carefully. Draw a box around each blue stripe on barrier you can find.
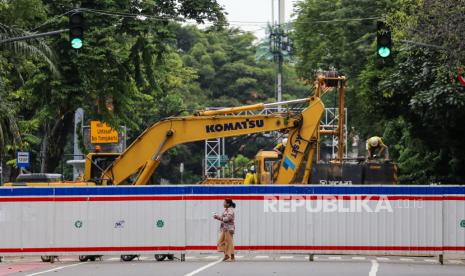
[0,185,464,197]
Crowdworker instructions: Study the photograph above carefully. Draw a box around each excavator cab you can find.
[255,150,280,184]
[84,153,120,184]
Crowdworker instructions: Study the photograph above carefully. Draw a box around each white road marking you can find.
[108,257,120,261]
[204,255,220,260]
[255,255,270,259]
[139,256,148,260]
[400,258,414,262]
[328,256,342,260]
[424,259,438,263]
[184,259,222,276]
[369,260,379,276]
[234,255,244,259]
[376,257,389,261]
[352,257,366,260]
[279,256,294,259]
[448,260,463,264]
[25,262,85,276]
[185,256,197,260]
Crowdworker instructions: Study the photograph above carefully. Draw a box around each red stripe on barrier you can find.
[443,246,465,250]
[87,196,184,201]
[0,245,463,253]
[0,196,185,202]
[184,195,265,200]
[0,246,186,253]
[185,195,456,201]
[233,245,448,251]
[0,195,463,202]
[187,245,465,251]
[185,246,217,250]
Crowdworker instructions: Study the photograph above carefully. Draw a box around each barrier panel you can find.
[0,185,464,257]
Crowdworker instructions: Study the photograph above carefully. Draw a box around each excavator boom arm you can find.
[101,97,324,185]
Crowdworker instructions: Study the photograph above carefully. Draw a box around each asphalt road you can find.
[1,254,464,276]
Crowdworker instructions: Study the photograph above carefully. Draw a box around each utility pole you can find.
[270,0,286,111]
[271,0,275,25]
[278,0,285,24]
[73,108,84,180]
[277,0,284,109]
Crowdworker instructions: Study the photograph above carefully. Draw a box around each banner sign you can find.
[90,121,119,144]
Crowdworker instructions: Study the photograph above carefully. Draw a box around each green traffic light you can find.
[71,38,83,49]
[378,47,390,58]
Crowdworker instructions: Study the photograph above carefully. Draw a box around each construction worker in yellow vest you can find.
[244,166,258,185]
[366,136,389,160]
[273,138,288,157]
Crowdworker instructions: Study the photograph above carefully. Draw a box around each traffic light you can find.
[69,12,84,49]
[377,21,391,58]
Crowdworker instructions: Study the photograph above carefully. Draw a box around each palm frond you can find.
[0,23,60,77]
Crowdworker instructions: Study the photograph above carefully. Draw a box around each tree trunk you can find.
[40,120,49,173]
[43,112,74,173]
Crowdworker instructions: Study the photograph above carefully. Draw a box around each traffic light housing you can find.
[69,12,84,49]
[377,21,391,58]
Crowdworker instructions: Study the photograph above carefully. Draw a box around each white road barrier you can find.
[0,185,464,257]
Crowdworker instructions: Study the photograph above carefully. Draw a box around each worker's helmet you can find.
[369,137,379,147]
[282,138,288,147]
[249,166,256,173]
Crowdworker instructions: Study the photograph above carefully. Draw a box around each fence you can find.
[0,185,464,257]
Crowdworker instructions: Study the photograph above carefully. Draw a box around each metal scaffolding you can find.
[314,73,347,162]
[203,106,348,178]
[204,137,226,178]
[320,107,348,160]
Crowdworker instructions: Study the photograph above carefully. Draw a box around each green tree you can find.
[0,0,225,180]
[0,0,60,178]
[293,0,465,183]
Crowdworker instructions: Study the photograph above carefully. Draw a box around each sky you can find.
[216,0,299,39]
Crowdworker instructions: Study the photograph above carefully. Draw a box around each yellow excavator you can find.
[5,96,324,186]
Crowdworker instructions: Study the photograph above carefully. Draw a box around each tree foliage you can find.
[0,0,226,180]
[2,0,463,184]
[294,0,465,183]
[0,0,309,183]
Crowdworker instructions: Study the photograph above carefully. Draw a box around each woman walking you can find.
[213,198,236,261]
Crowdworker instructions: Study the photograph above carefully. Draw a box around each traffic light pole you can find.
[0,29,68,44]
